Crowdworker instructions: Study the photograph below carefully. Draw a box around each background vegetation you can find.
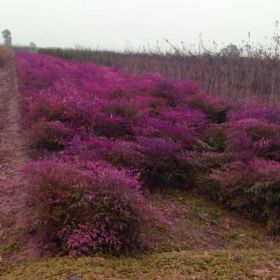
[40,30,280,102]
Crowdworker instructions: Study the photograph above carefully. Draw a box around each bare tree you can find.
[2,29,12,46]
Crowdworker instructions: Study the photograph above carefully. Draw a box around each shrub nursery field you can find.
[1,49,280,279]
[41,47,280,102]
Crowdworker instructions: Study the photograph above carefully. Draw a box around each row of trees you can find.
[1,29,37,50]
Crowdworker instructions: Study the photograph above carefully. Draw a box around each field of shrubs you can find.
[41,47,280,102]
[15,52,280,259]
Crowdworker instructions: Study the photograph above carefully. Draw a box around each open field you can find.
[1,48,280,279]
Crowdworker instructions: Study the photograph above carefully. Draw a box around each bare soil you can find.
[0,62,39,264]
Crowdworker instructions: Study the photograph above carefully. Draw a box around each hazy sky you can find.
[0,0,279,50]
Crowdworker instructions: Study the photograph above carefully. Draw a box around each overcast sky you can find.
[0,0,279,50]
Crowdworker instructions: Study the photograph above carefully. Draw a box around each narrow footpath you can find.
[0,61,39,264]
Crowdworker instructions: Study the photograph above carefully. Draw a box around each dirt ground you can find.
[0,62,39,264]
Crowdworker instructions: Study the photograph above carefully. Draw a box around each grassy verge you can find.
[2,249,280,280]
[2,190,279,279]
[144,190,276,253]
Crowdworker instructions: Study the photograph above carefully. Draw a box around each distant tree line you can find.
[1,29,38,51]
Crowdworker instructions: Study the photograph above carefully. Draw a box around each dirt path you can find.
[0,62,39,263]
[145,191,278,253]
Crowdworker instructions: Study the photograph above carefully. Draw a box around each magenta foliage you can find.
[226,118,280,161]
[16,52,212,255]
[16,51,280,246]
[16,52,207,181]
[135,137,196,186]
[67,136,145,170]
[134,107,207,146]
[26,160,145,256]
[229,105,280,124]
[209,158,280,233]
[187,93,229,123]
[29,120,73,151]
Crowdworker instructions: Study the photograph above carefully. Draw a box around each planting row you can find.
[16,52,280,256]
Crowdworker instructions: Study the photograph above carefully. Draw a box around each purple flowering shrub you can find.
[27,92,69,123]
[136,117,197,146]
[29,120,73,151]
[67,136,196,188]
[67,137,145,169]
[209,159,280,233]
[229,104,280,124]
[135,137,197,187]
[26,160,145,256]
[91,114,133,138]
[187,93,229,123]
[202,124,227,152]
[226,119,280,161]
[16,52,280,244]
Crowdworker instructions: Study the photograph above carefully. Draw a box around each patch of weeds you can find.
[1,216,14,229]
[157,242,174,252]
[156,189,279,251]
[229,229,239,240]
[208,207,222,220]
[4,249,280,279]
[0,227,25,276]
[162,186,178,196]
[0,233,22,258]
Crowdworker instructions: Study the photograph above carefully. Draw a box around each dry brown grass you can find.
[0,46,13,68]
